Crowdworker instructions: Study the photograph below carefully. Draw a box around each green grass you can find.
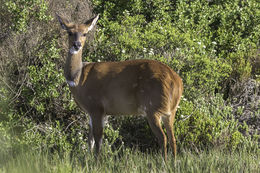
[1,148,259,173]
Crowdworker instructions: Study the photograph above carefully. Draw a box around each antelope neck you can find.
[64,50,83,87]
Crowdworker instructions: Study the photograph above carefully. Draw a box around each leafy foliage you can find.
[0,0,259,161]
[90,0,259,150]
[4,0,51,32]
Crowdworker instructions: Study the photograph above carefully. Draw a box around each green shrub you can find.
[91,0,259,86]
[22,38,76,120]
[4,0,52,33]
[0,0,259,157]
[89,0,259,151]
[175,94,256,150]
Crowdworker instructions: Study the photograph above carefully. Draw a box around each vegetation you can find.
[1,149,259,173]
[0,0,259,172]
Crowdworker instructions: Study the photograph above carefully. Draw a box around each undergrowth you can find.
[1,146,259,173]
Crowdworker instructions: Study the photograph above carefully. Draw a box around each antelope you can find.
[57,14,183,160]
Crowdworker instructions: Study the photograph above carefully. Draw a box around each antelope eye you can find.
[68,31,73,36]
[83,33,87,37]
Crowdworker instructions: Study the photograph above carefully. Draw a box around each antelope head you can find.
[57,14,99,55]
[56,14,99,87]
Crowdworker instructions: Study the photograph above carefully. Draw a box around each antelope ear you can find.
[56,14,71,30]
[85,14,99,32]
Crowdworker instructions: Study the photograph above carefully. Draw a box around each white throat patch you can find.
[69,46,82,55]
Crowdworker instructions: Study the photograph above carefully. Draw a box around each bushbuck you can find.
[57,14,183,160]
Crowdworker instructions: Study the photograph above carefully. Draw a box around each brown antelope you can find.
[57,14,183,160]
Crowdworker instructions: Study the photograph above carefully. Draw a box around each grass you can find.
[0,147,259,173]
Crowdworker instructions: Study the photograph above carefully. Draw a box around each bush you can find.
[4,0,51,33]
[0,0,93,157]
[21,38,76,121]
[90,0,259,150]
[175,94,257,151]
[0,0,259,157]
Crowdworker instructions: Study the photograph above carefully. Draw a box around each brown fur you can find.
[57,14,183,160]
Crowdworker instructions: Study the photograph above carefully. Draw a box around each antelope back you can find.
[73,59,183,117]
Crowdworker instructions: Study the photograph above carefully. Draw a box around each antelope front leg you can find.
[90,113,105,156]
[88,116,95,152]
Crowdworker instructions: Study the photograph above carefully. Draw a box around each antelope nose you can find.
[73,41,81,50]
